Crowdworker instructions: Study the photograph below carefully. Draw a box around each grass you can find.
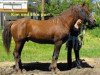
[80,27,100,58]
[0,27,100,62]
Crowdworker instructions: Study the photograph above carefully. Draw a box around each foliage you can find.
[44,0,92,16]
[94,14,100,27]
[93,2,100,27]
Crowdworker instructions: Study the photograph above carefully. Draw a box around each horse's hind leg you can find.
[13,41,25,72]
[49,41,62,72]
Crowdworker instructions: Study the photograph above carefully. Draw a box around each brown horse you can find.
[2,3,95,72]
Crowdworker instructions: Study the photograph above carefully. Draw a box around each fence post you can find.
[41,0,45,20]
[0,12,4,29]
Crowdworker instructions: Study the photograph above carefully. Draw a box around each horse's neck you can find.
[60,11,78,30]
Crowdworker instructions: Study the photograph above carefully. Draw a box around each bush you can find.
[95,15,100,27]
[45,0,91,16]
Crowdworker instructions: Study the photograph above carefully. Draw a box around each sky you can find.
[92,0,100,3]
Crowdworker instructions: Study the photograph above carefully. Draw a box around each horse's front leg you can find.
[13,41,25,72]
[49,41,62,72]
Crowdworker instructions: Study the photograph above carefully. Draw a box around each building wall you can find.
[0,12,3,29]
[0,13,1,26]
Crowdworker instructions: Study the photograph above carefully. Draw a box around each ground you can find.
[0,58,100,75]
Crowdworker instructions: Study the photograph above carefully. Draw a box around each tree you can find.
[45,0,92,16]
[41,0,45,20]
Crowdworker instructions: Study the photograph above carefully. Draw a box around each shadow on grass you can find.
[19,59,94,71]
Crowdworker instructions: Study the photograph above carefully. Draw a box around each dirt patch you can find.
[0,58,100,75]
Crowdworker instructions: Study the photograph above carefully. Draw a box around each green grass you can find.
[0,27,100,62]
[80,27,100,58]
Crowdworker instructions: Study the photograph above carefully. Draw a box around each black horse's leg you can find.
[49,41,62,72]
[13,41,25,72]
[67,41,72,69]
[74,41,82,69]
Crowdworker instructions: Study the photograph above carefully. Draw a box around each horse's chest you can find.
[53,29,69,42]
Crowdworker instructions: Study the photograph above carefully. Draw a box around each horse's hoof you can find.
[51,68,60,74]
[49,65,52,71]
[49,65,57,70]
[13,68,22,73]
[13,66,22,73]
[49,65,60,74]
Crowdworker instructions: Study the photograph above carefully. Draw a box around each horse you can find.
[2,3,96,72]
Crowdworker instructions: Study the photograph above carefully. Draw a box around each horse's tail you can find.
[2,21,13,53]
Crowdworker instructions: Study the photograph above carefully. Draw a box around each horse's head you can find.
[77,3,96,28]
[88,13,96,28]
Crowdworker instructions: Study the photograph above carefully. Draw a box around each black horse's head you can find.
[77,3,96,28]
[87,13,96,28]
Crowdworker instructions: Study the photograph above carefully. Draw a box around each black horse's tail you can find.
[2,21,13,53]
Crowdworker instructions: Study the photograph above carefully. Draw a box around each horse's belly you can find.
[28,34,68,44]
[29,38,54,44]
[27,31,54,44]
[27,29,69,44]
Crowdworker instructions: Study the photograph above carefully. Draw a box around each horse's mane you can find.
[60,5,78,17]
[46,5,78,21]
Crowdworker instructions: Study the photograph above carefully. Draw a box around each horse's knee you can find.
[13,51,19,59]
[53,52,59,60]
